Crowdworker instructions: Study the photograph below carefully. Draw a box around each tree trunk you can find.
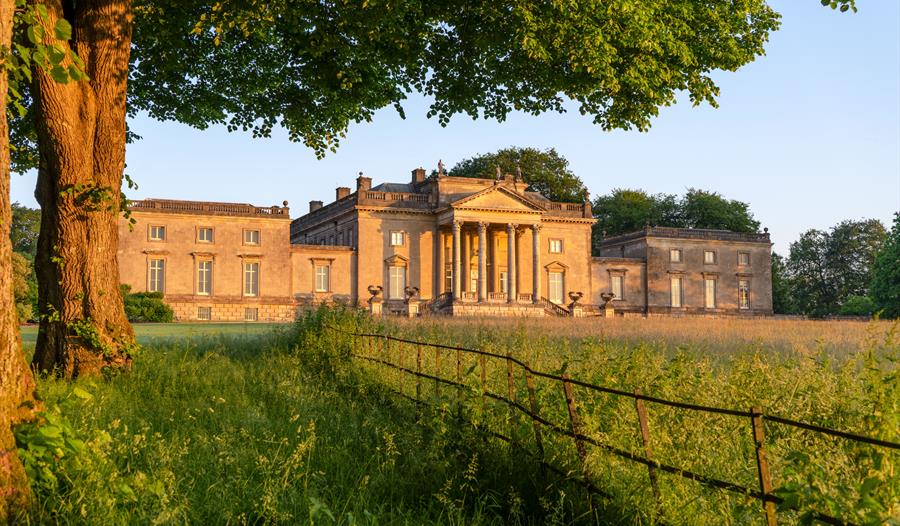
[0,0,41,520]
[30,0,135,378]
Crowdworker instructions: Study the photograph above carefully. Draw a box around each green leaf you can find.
[54,18,72,41]
[49,65,69,83]
[71,386,94,400]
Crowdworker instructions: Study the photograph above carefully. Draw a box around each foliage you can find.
[839,295,877,316]
[679,188,761,232]
[593,188,680,239]
[12,251,37,322]
[870,213,900,319]
[771,252,796,315]
[18,311,898,524]
[120,284,174,323]
[786,220,886,317]
[591,188,760,253]
[447,147,587,203]
[8,0,783,169]
[10,202,40,256]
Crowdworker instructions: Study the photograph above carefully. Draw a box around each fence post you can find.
[562,375,596,510]
[751,407,777,526]
[634,389,661,514]
[506,354,517,441]
[434,346,441,403]
[524,365,545,462]
[416,344,423,420]
[456,348,463,420]
[479,354,487,415]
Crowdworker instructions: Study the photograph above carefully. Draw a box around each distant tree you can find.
[787,230,833,317]
[771,252,796,314]
[10,202,39,256]
[591,189,679,252]
[825,219,886,302]
[679,189,761,233]
[786,219,886,317]
[448,147,586,203]
[591,187,760,254]
[12,252,36,323]
[870,213,900,318]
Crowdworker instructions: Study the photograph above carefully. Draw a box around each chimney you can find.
[309,200,323,213]
[356,172,372,192]
[336,187,351,200]
[411,167,426,184]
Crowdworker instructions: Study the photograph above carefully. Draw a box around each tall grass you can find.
[16,310,898,524]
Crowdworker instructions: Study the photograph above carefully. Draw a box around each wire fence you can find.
[327,326,899,526]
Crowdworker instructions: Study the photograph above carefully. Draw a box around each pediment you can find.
[450,186,544,213]
[384,254,409,266]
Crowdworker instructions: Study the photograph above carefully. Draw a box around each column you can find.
[452,221,462,298]
[478,222,487,302]
[435,228,444,295]
[507,223,517,303]
[532,224,542,303]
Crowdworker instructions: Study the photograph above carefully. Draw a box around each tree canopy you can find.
[781,219,886,317]
[591,188,760,253]
[11,0,783,169]
[447,147,586,202]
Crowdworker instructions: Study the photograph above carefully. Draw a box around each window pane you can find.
[611,275,623,300]
[198,228,213,242]
[150,226,165,241]
[671,277,682,307]
[739,280,751,309]
[739,252,750,266]
[244,308,258,321]
[315,265,329,292]
[390,231,404,246]
[549,272,564,304]
[500,271,508,295]
[704,251,716,264]
[198,260,212,295]
[198,307,211,320]
[244,262,259,296]
[705,279,716,308]
[389,266,406,299]
[549,239,562,253]
[149,259,165,292]
[244,230,260,245]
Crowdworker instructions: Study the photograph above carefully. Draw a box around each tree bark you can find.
[30,0,135,378]
[0,0,41,520]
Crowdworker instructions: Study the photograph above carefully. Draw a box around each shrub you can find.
[839,295,877,316]
[120,284,174,323]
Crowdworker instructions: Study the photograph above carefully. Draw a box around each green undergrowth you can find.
[16,308,899,525]
[17,309,588,524]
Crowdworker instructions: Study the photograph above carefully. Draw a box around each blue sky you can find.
[10,1,899,254]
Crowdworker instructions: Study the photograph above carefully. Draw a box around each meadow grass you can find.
[15,312,899,525]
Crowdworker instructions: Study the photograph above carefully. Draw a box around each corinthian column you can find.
[477,222,487,302]
[532,224,542,303]
[452,221,462,299]
[507,223,517,303]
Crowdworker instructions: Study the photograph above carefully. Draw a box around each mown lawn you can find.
[19,322,288,349]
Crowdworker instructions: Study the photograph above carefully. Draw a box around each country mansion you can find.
[117,168,773,321]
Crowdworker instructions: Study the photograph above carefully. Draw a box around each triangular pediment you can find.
[450,186,544,213]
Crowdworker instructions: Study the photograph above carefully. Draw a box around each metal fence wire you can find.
[327,326,899,526]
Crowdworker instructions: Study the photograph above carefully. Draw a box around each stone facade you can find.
[117,169,773,320]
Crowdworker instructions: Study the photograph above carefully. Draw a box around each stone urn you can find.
[568,291,584,305]
[404,286,420,303]
[600,292,615,308]
[367,285,383,304]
